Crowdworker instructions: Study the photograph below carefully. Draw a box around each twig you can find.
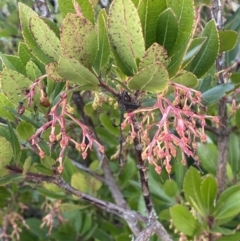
[134,222,157,241]
[98,76,120,98]
[35,0,53,20]
[204,124,219,136]
[132,116,153,215]
[211,0,230,195]
[154,222,173,241]
[6,165,147,223]
[134,221,173,241]
[72,91,141,235]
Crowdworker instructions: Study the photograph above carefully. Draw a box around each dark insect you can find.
[22,89,30,96]
[118,91,140,164]
[51,163,59,175]
[118,91,140,112]
[17,102,25,115]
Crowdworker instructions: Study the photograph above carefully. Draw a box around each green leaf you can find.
[235,110,240,130]
[71,171,102,194]
[170,204,198,236]
[96,127,118,147]
[6,109,41,129]
[45,62,66,82]
[34,164,52,175]
[0,125,11,143]
[58,57,99,85]
[60,203,88,212]
[26,61,42,80]
[163,179,178,197]
[0,175,12,186]
[99,113,119,136]
[156,8,178,54]
[159,209,171,221]
[62,157,79,183]
[41,155,55,170]
[224,7,240,31]
[183,37,207,67]
[58,0,75,18]
[219,30,238,53]
[200,175,217,211]
[37,187,65,199]
[71,172,88,193]
[75,0,95,24]
[43,182,62,192]
[18,43,33,65]
[228,134,240,175]
[215,232,240,241]
[89,160,103,174]
[147,169,175,205]
[30,16,62,61]
[127,63,169,93]
[167,0,194,76]
[18,3,52,64]
[138,0,166,49]
[110,46,134,76]
[93,9,110,74]
[0,94,15,121]
[183,167,205,214]
[0,52,17,70]
[212,185,240,221]
[185,20,219,78]
[213,188,240,221]
[4,55,26,75]
[82,214,94,236]
[197,74,212,93]
[197,143,218,175]
[211,226,235,235]
[16,121,35,140]
[25,218,48,238]
[7,121,21,162]
[202,83,235,106]
[119,157,136,188]
[171,71,198,88]
[174,151,187,189]
[22,157,32,176]
[10,174,24,183]
[0,68,32,104]
[139,43,168,70]
[0,137,13,177]
[42,17,60,38]
[108,0,145,75]
[60,13,97,67]
[231,72,240,84]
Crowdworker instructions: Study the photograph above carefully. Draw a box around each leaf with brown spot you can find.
[139,43,168,70]
[45,62,66,82]
[0,137,13,177]
[128,62,169,93]
[58,57,98,85]
[29,16,62,61]
[0,68,32,104]
[60,13,97,67]
[108,0,145,76]
[18,3,52,64]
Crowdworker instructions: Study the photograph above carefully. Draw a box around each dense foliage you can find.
[0,0,240,240]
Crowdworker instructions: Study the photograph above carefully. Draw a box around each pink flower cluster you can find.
[28,86,104,174]
[122,83,219,174]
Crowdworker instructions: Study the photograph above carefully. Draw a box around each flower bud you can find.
[40,96,51,107]
[155,166,162,175]
[17,102,25,115]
